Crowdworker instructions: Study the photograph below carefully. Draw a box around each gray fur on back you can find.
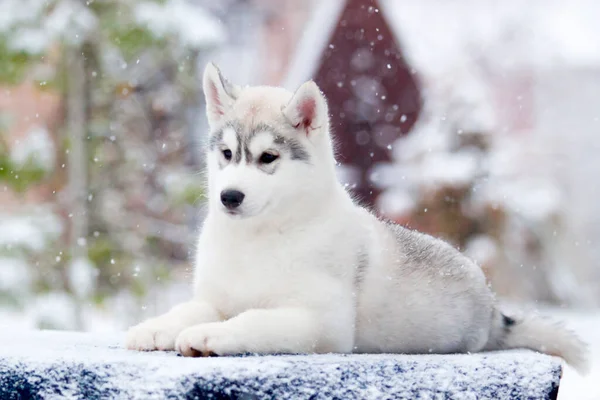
[354,220,495,355]
[387,223,476,278]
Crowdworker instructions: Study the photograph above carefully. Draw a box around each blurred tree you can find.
[0,0,223,330]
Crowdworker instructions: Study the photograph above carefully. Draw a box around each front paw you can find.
[126,317,183,351]
[175,323,240,357]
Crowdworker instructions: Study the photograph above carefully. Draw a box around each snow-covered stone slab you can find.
[0,330,561,399]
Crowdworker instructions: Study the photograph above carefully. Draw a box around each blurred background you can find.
[1,0,599,397]
[0,0,598,373]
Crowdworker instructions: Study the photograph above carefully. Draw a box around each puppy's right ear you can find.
[203,63,240,127]
[282,80,328,137]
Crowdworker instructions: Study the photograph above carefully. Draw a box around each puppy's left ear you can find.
[283,81,328,135]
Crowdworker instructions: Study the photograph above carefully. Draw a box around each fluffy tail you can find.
[486,309,590,375]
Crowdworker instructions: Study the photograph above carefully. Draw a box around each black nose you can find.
[220,190,245,209]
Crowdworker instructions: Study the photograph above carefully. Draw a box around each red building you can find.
[283,0,421,207]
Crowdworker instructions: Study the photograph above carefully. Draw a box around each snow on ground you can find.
[0,330,560,399]
[550,309,600,400]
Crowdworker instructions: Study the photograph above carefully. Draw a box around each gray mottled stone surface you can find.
[0,330,561,399]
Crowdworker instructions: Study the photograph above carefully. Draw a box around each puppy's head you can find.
[202,63,334,220]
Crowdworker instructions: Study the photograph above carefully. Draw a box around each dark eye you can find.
[222,149,232,160]
[259,152,279,164]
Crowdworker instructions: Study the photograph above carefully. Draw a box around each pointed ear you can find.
[282,81,328,135]
[203,62,240,127]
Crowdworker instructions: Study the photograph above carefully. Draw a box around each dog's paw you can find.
[126,317,183,351]
[175,323,240,357]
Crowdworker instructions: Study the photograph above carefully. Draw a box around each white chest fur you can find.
[193,215,358,319]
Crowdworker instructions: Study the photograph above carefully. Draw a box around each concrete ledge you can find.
[0,331,561,399]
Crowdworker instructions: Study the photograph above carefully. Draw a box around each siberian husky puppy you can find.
[126,62,588,374]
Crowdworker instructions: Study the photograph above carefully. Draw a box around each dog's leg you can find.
[175,308,320,357]
[126,300,220,351]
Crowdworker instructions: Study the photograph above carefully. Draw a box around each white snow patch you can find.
[0,0,46,33]
[43,0,98,48]
[373,149,479,191]
[0,257,31,291]
[464,235,498,266]
[9,27,50,54]
[33,292,77,329]
[0,329,562,399]
[0,209,63,252]
[5,0,99,53]
[419,150,479,188]
[481,180,562,222]
[377,189,415,217]
[11,125,55,172]
[391,123,451,164]
[68,257,97,299]
[134,0,226,49]
[382,0,600,76]
[368,163,412,190]
[0,309,35,330]
[0,217,47,252]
